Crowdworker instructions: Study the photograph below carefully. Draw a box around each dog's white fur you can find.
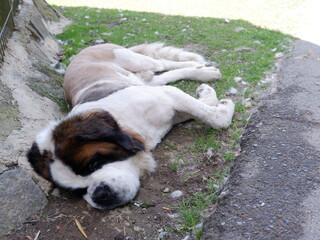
[31,43,235,209]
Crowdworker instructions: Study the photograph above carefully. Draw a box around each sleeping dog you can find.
[27,43,235,209]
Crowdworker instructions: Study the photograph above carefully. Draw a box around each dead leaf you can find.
[162,207,171,211]
[33,231,40,240]
[75,218,88,239]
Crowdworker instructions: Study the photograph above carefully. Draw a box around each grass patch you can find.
[27,64,68,112]
[173,170,227,239]
[51,5,294,238]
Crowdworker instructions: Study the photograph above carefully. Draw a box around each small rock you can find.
[158,231,168,239]
[244,101,252,108]
[234,27,246,32]
[57,39,67,45]
[241,88,248,96]
[163,187,170,193]
[174,224,183,229]
[101,32,112,36]
[275,52,284,59]
[119,17,128,22]
[234,77,242,82]
[54,68,65,75]
[204,147,214,159]
[94,39,104,44]
[241,81,250,86]
[227,87,238,95]
[260,202,266,207]
[133,226,142,232]
[171,190,183,199]
[205,61,218,67]
[167,213,179,219]
[234,47,255,52]
[84,16,90,19]
[182,235,191,240]
[213,184,220,190]
[195,222,203,230]
[124,221,131,227]
[51,188,60,197]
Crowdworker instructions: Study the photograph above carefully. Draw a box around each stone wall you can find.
[0,0,69,235]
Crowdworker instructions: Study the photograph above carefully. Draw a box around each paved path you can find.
[202,40,320,239]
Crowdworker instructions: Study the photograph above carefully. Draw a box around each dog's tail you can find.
[129,42,206,63]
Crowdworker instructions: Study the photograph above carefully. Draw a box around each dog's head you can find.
[27,109,155,209]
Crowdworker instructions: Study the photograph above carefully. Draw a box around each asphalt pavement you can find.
[202,40,320,239]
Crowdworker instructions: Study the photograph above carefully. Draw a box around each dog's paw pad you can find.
[219,99,234,105]
[196,84,219,106]
[196,84,215,98]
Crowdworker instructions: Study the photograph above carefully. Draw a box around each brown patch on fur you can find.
[52,110,145,175]
[123,129,146,150]
[27,143,53,180]
[74,142,129,165]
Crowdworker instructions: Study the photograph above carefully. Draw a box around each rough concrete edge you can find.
[200,38,297,239]
[0,0,70,235]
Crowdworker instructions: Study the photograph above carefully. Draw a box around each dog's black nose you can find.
[91,183,119,209]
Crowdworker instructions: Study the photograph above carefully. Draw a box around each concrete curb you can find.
[202,40,320,239]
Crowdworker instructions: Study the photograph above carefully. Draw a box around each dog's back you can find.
[63,44,135,107]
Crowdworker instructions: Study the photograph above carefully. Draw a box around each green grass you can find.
[50,6,294,239]
[173,170,227,239]
[56,7,293,95]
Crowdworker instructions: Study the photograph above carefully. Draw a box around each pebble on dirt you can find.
[170,190,183,199]
[227,87,238,95]
[234,76,242,82]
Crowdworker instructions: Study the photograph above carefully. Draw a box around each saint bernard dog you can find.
[27,43,235,210]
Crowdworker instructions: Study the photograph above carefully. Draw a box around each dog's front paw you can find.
[219,99,235,114]
[196,84,219,106]
[219,99,234,105]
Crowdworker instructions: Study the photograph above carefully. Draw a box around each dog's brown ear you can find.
[74,110,145,153]
[27,142,53,181]
[77,128,144,153]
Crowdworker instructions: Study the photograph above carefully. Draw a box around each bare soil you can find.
[5,121,231,240]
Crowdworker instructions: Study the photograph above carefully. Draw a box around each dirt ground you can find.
[5,120,232,240]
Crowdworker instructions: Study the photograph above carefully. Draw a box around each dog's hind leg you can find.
[145,66,221,86]
[173,84,220,124]
[112,48,204,73]
[129,43,206,63]
[162,85,235,129]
